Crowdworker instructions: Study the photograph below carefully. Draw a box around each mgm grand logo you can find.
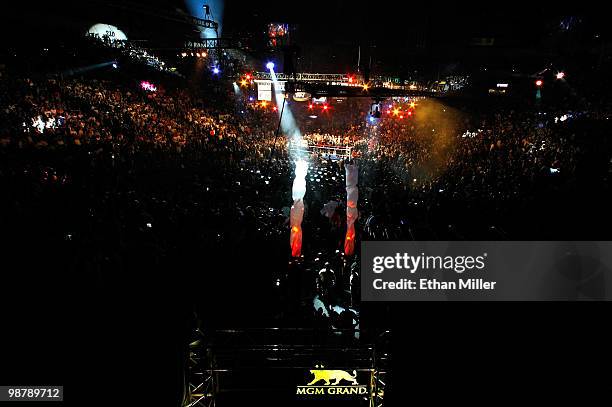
[296,366,368,396]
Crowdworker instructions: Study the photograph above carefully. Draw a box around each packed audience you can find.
[2,72,611,330]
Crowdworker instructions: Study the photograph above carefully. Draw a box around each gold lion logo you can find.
[307,367,358,386]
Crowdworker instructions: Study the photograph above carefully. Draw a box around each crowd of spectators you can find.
[2,72,611,330]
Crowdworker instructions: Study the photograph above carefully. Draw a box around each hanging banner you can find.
[290,160,308,257]
[344,163,358,256]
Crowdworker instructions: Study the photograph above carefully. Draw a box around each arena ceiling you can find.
[2,1,610,75]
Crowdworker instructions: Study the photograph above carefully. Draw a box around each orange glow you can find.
[392,108,400,116]
[409,101,416,108]
[245,74,251,80]
[344,227,356,256]
[362,83,369,91]
[261,101,268,108]
[290,226,302,257]
[240,79,247,86]
[407,111,413,116]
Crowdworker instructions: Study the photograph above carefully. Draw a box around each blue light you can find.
[266,62,275,70]
[212,67,220,74]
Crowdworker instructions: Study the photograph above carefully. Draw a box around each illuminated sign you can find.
[268,23,289,47]
[293,92,311,102]
[296,367,368,397]
[268,23,289,38]
[86,23,128,41]
[255,80,285,101]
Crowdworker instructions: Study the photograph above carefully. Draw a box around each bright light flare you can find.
[392,108,400,116]
[362,83,369,91]
[266,61,275,70]
[535,79,543,87]
[140,81,157,92]
[556,72,565,80]
[212,67,220,74]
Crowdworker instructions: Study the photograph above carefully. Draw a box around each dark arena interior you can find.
[1,1,612,406]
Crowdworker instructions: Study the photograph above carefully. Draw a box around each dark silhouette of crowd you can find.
[1,71,611,334]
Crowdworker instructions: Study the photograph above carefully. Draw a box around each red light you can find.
[323,105,328,110]
[535,80,543,87]
[348,76,354,83]
[407,111,412,116]
[308,104,313,109]
[245,74,251,80]
[273,106,277,111]
[399,115,404,119]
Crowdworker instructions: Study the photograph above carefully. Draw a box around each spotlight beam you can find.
[268,62,309,258]
[60,60,117,77]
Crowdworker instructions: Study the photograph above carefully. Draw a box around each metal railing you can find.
[289,144,352,159]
